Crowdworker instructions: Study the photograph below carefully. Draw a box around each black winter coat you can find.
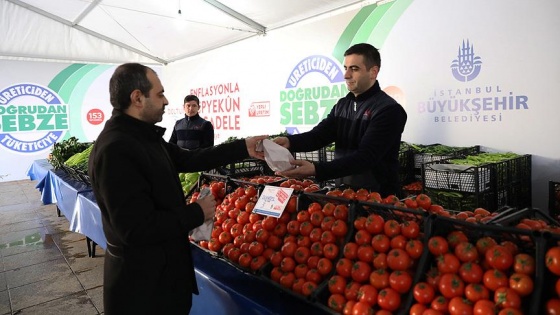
[169,114,214,150]
[287,81,407,197]
[88,111,248,314]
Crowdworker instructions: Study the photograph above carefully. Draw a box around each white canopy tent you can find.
[0,0,376,65]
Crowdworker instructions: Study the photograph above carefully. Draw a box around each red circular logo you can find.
[86,109,105,125]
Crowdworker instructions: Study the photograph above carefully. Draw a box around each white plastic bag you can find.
[262,139,296,172]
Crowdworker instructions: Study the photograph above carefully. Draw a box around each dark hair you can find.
[184,94,200,105]
[344,43,381,70]
[109,63,153,110]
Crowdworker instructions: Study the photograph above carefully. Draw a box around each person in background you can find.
[169,94,214,150]
[88,63,266,314]
[274,43,407,197]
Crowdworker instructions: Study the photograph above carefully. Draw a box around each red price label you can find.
[87,109,105,125]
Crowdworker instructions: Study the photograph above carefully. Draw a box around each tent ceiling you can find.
[1,0,371,65]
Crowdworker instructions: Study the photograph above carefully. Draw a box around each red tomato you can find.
[371,234,391,253]
[508,272,534,297]
[415,193,432,210]
[357,245,375,263]
[369,268,390,289]
[280,256,296,272]
[351,261,371,283]
[401,220,420,239]
[281,241,297,257]
[250,255,267,270]
[430,295,448,313]
[458,262,484,284]
[279,272,295,289]
[475,236,497,256]
[473,299,496,315]
[546,298,560,315]
[238,252,252,268]
[428,236,449,256]
[438,273,465,299]
[218,231,233,245]
[388,270,412,294]
[328,275,347,295]
[310,211,324,227]
[547,247,560,276]
[448,296,473,315]
[437,253,461,274]
[301,281,318,296]
[357,284,378,306]
[321,216,335,231]
[513,253,535,275]
[447,231,469,249]
[345,281,361,301]
[343,242,359,260]
[317,257,333,276]
[365,214,384,234]
[389,235,407,250]
[327,293,346,312]
[333,205,349,221]
[323,243,339,261]
[405,239,424,260]
[386,248,411,271]
[377,287,401,312]
[383,220,401,237]
[298,221,313,236]
[372,253,388,270]
[485,245,514,271]
[307,202,322,213]
[482,269,508,292]
[413,282,435,304]
[494,287,521,309]
[335,258,353,278]
[294,246,311,264]
[332,219,349,237]
[355,229,373,246]
[464,283,489,303]
[454,241,479,263]
[249,241,264,257]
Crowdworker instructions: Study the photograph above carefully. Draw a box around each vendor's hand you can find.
[273,137,290,149]
[195,194,216,221]
[275,159,315,178]
[245,135,268,160]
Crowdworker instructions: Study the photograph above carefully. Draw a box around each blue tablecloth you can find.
[72,191,107,250]
[26,159,53,181]
[36,168,92,220]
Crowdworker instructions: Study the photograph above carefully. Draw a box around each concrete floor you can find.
[0,179,105,315]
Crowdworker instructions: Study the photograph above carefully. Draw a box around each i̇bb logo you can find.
[86,109,104,125]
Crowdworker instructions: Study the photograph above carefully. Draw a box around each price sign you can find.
[253,185,294,218]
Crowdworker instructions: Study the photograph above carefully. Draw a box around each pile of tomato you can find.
[191,175,560,314]
[324,205,426,314]
[408,217,539,315]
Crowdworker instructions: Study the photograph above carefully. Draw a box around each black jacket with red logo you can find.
[287,81,407,197]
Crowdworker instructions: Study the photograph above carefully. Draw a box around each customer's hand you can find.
[245,135,268,160]
[273,137,290,149]
[276,159,315,178]
[195,194,216,221]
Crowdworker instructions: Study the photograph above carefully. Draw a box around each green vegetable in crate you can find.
[65,144,94,168]
[49,137,91,169]
[179,172,200,195]
[448,152,519,166]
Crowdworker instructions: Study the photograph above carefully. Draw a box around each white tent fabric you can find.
[0,0,373,65]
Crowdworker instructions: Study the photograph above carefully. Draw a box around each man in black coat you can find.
[274,43,407,197]
[169,94,214,150]
[88,63,266,314]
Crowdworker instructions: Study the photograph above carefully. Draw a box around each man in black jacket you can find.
[274,43,407,197]
[169,94,214,150]
[88,63,266,314]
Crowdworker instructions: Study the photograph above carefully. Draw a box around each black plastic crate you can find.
[295,147,327,163]
[550,181,560,218]
[211,158,267,177]
[412,144,481,180]
[422,154,532,211]
[399,145,415,187]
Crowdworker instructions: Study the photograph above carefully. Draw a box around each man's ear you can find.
[130,89,143,107]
